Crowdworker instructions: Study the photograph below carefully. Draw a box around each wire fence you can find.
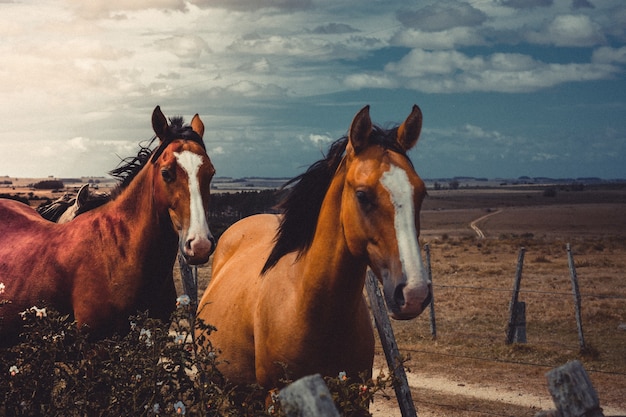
[372,243,626,416]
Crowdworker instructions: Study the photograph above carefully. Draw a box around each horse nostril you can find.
[394,283,406,308]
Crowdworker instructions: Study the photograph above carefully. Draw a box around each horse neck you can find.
[106,166,177,252]
[297,168,367,317]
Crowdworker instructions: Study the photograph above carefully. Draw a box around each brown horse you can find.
[0,106,216,344]
[196,105,431,388]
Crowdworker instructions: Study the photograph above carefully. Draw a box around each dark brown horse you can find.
[196,105,431,388]
[0,107,216,343]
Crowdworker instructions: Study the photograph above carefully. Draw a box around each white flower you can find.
[140,328,153,347]
[173,401,186,415]
[176,294,191,307]
[0,282,5,294]
[19,306,47,319]
[32,306,47,318]
[9,365,19,376]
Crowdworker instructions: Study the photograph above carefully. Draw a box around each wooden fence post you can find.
[279,374,341,417]
[566,243,587,352]
[542,360,604,417]
[424,244,436,339]
[178,252,198,335]
[506,247,526,344]
[365,270,418,417]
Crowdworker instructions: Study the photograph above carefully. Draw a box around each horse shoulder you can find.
[210,213,280,275]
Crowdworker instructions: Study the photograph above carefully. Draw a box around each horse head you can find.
[341,105,431,320]
[151,106,216,265]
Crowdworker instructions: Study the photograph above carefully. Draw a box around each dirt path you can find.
[370,367,626,417]
[469,209,502,238]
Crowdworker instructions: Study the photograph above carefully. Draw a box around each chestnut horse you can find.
[196,105,432,388]
[0,106,216,344]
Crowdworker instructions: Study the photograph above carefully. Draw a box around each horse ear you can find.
[76,184,90,208]
[348,105,373,154]
[397,105,422,151]
[152,106,171,141]
[190,114,205,138]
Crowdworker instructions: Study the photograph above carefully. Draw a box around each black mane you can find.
[261,124,410,273]
[37,199,73,222]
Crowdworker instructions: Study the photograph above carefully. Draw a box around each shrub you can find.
[0,302,391,416]
[31,180,64,190]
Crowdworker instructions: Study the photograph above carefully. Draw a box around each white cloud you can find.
[391,26,485,49]
[592,46,626,64]
[67,0,189,19]
[378,48,619,93]
[397,1,487,32]
[308,133,333,147]
[525,14,606,46]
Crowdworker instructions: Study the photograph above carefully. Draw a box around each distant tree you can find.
[543,187,557,197]
[449,180,460,190]
[32,180,64,190]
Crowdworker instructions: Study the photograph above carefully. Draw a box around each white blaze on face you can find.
[380,164,428,287]
[174,151,210,240]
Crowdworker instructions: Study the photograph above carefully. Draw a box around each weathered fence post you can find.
[365,270,418,417]
[424,244,436,339]
[540,360,604,417]
[178,252,198,332]
[566,243,587,352]
[506,247,526,344]
[279,374,341,417]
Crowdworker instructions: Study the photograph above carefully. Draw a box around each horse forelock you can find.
[262,123,414,274]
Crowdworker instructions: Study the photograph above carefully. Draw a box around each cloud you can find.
[592,46,626,64]
[525,14,606,46]
[311,23,359,35]
[373,49,619,93]
[343,73,398,90]
[391,26,485,49]
[190,0,311,12]
[572,0,594,9]
[397,1,487,32]
[307,133,333,147]
[207,81,288,98]
[501,0,553,9]
[68,0,189,19]
[153,35,213,60]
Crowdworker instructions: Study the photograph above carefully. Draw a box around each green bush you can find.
[0,301,392,416]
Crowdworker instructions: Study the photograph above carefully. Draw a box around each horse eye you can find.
[356,190,371,206]
[161,169,175,183]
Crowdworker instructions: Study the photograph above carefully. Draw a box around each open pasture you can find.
[4,181,625,415]
[185,185,626,416]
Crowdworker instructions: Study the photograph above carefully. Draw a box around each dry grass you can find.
[11,180,625,415]
[192,186,626,416]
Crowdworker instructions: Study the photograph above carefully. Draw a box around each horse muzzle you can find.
[382,273,432,320]
[181,233,215,265]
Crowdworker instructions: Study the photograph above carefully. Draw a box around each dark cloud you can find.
[311,23,359,35]
[397,1,487,32]
[501,0,553,9]
[572,0,594,9]
[190,0,311,12]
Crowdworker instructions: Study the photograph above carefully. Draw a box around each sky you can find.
[1,0,625,181]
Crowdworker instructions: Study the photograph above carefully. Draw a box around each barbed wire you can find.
[433,284,626,300]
